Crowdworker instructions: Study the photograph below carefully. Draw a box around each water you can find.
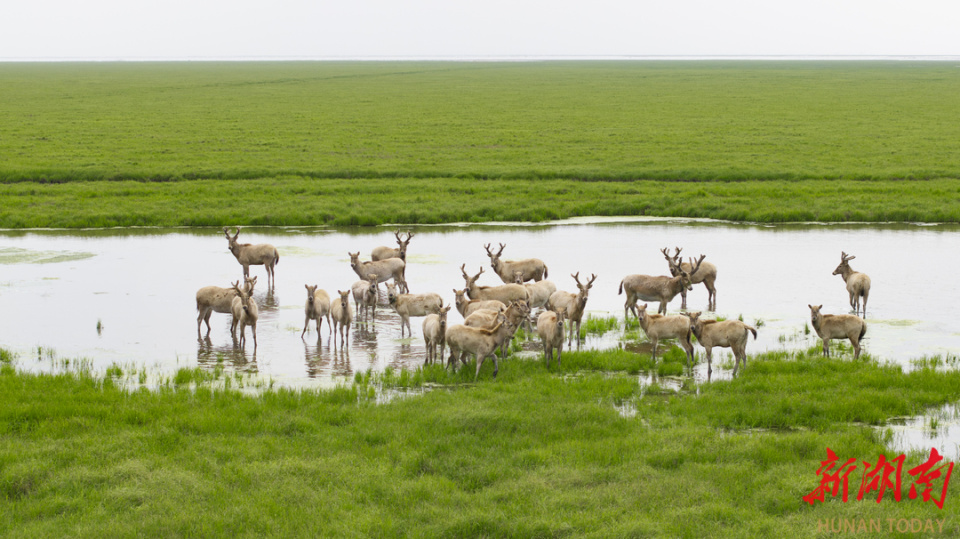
[1,218,958,389]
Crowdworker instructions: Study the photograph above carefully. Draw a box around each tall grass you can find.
[2,346,959,536]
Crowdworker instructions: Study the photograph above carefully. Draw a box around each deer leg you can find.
[822,339,830,358]
[861,291,869,318]
[680,289,687,310]
[650,337,659,363]
[705,347,713,377]
[557,342,562,367]
[850,335,861,360]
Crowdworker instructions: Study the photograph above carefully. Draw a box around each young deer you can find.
[620,255,704,317]
[537,308,566,368]
[546,272,597,347]
[351,273,379,321]
[224,227,279,289]
[196,276,256,338]
[484,242,548,283]
[453,288,507,319]
[422,305,452,365]
[808,304,867,360]
[302,284,331,339]
[686,311,757,378]
[372,231,414,262]
[331,290,354,347]
[664,247,718,311]
[230,281,259,349]
[634,303,694,367]
[833,252,871,317]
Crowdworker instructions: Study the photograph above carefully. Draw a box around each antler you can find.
[841,251,855,262]
[497,243,506,257]
[394,230,402,243]
[483,243,494,257]
[688,255,706,277]
[404,231,415,242]
[586,273,598,287]
[571,271,581,286]
[460,263,470,279]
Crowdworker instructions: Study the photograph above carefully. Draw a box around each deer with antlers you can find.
[349,252,408,294]
[484,242,548,283]
[620,254,704,317]
[372,231,414,262]
[546,272,597,347]
[223,227,279,289]
[461,265,530,305]
[833,251,871,317]
[664,247,718,311]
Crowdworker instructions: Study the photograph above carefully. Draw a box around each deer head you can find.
[305,284,317,305]
[224,227,242,255]
[833,252,855,276]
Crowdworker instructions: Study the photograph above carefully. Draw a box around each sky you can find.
[1,0,958,60]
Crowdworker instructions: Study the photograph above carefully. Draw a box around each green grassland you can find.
[3,348,959,537]
[2,61,960,226]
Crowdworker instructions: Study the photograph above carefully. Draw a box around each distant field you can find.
[2,61,959,225]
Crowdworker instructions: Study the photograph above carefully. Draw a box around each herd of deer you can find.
[195,228,873,380]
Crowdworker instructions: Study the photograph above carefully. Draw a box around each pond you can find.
[1,217,958,388]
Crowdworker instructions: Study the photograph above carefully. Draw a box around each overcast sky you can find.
[1,0,958,60]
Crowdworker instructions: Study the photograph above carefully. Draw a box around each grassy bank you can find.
[3,349,959,537]
[3,176,959,228]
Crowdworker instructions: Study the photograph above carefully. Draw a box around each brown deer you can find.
[464,299,530,359]
[372,231,414,262]
[386,283,443,338]
[546,272,597,347]
[349,252,408,293]
[461,265,530,304]
[331,290,354,347]
[422,304,452,365]
[453,288,506,319]
[351,273,379,321]
[223,227,279,289]
[514,270,556,309]
[196,276,256,338]
[484,243,548,283]
[537,308,566,368]
[664,247,718,311]
[634,303,694,367]
[833,252,871,317]
[808,304,867,360]
[686,311,757,378]
[230,281,259,349]
[619,255,704,317]
[302,284,331,339]
[445,315,516,379]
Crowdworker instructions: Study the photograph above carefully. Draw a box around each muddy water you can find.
[1,218,958,388]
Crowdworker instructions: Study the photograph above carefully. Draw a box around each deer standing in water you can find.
[808,304,867,360]
[664,247,718,311]
[833,252,871,317]
[224,227,279,289]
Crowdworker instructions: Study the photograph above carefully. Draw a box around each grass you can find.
[2,61,960,226]
[2,347,959,536]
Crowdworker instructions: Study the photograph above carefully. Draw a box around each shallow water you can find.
[1,218,959,388]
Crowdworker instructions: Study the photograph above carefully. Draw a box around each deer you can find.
[230,281,259,349]
[372,231,414,262]
[634,303,695,367]
[664,247,718,311]
[422,304,452,365]
[386,283,443,338]
[464,299,531,359]
[833,252,871,317]
[453,288,507,319]
[546,272,597,347]
[196,276,256,338]
[537,308,566,369]
[330,290,354,346]
[461,265,530,305]
[349,252,408,293]
[685,311,757,378]
[223,227,279,289]
[351,273,379,321]
[445,315,516,379]
[302,284,332,339]
[514,270,556,309]
[484,243,548,283]
[619,255,704,317]
[808,304,867,360]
